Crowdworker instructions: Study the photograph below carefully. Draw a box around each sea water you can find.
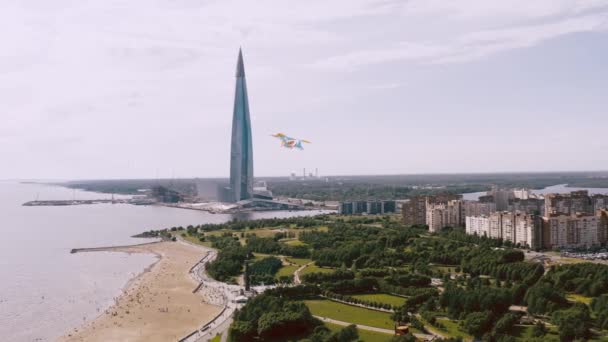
[0,181,327,341]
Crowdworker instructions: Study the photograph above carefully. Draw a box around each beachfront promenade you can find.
[177,240,240,342]
[72,238,430,341]
[178,239,275,342]
[68,237,272,342]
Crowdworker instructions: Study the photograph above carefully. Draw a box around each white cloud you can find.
[402,0,608,21]
[0,0,607,178]
[311,10,608,70]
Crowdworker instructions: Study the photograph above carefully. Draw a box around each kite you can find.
[271,133,311,150]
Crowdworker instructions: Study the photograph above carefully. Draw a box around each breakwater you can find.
[70,240,162,254]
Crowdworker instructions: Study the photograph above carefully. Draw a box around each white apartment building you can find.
[465,216,490,236]
[515,215,537,249]
[544,214,601,248]
[427,200,462,233]
[489,187,514,211]
[463,201,497,218]
[465,212,540,249]
[513,188,532,200]
[501,213,516,243]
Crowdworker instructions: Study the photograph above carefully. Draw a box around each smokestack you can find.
[303,168,306,178]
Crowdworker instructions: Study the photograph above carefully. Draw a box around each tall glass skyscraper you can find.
[229,48,254,202]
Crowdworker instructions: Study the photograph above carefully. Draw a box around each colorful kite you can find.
[271,133,311,150]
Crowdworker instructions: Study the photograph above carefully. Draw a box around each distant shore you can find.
[59,241,221,342]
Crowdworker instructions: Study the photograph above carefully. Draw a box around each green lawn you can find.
[304,299,394,330]
[284,239,307,246]
[508,324,560,341]
[299,264,335,276]
[276,265,298,278]
[286,257,313,266]
[351,293,407,307]
[418,316,472,341]
[181,234,213,248]
[252,252,273,261]
[567,293,593,305]
[325,322,393,342]
[436,318,472,340]
[209,334,221,342]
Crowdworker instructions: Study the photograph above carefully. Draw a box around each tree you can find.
[531,321,547,338]
[327,324,358,342]
[524,282,568,315]
[552,304,591,341]
[492,313,518,336]
[390,334,416,342]
[462,311,493,337]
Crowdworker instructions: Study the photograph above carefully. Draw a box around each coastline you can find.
[59,241,221,342]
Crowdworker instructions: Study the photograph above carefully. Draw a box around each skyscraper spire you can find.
[236,47,245,77]
[229,48,254,202]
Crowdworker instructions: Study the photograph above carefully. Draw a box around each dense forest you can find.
[56,171,608,201]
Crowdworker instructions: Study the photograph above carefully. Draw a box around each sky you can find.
[1,0,607,179]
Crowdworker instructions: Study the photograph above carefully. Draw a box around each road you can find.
[524,249,608,267]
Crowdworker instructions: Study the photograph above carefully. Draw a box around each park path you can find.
[293,262,313,284]
[313,316,394,334]
[320,295,394,313]
[313,316,437,341]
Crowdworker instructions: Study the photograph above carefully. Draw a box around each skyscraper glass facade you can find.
[229,49,254,202]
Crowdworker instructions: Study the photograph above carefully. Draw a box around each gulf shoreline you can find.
[59,241,221,342]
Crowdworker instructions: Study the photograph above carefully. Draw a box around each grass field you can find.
[436,318,472,340]
[180,234,213,248]
[304,299,394,330]
[351,293,407,307]
[252,252,271,260]
[508,324,560,341]
[567,293,593,305]
[286,257,313,266]
[275,265,298,278]
[299,264,335,276]
[284,239,307,246]
[197,226,326,246]
[325,322,393,342]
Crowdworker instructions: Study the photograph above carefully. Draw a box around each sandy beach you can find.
[59,241,221,342]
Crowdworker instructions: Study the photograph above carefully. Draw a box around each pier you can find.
[22,198,156,206]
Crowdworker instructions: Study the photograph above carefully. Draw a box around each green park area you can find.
[149,214,608,342]
[286,257,313,266]
[507,325,560,341]
[299,264,335,277]
[351,293,407,307]
[275,265,298,279]
[284,239,307,246]
[566,293,593,305]
[304,299,394,330]
[325,323,393,342]
[435,318,472,340]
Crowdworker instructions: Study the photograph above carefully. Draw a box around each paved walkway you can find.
[293,262,312,284]
[321,295,394,313]
[313,316,437,341]
[175,239,241,342]
[314,316,394,334]
[177,238,276,342]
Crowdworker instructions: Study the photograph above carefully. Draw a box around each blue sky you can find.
[1,0,607,179]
